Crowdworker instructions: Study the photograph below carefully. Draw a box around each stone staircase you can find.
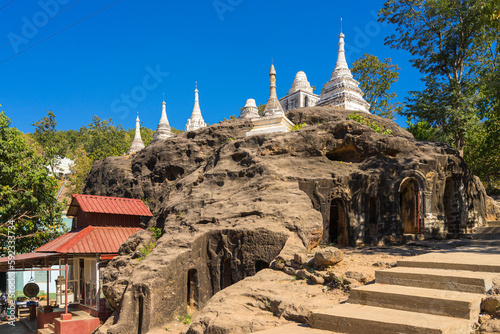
[308,249,500,334]
[449,221,500,241]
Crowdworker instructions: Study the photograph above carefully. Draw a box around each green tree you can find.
[258,104,266,116]
[32,110,64,174]
[0,109,64,252]
[379,0,490,156]
[405,116,444,142]
[69,146,94,194]
[84,116,129,160]
[351,54,401,119]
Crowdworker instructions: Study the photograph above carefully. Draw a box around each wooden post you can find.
[65,255,68,314]
[46,257,50,307]
[96,254,100,312]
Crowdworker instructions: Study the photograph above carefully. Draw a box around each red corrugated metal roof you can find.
[0,253,61,271]
[0,252,60,264]
[35,226,144,254]
[67,194,153,217]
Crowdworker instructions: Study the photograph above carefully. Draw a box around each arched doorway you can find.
[444,178,461,233]
[365,197,378,244]
[400,179,423,234]
[329,199,349,247]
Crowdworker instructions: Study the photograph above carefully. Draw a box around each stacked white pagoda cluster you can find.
[128,28,371,154]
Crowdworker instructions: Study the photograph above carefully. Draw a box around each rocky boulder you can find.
[314,247,344,267]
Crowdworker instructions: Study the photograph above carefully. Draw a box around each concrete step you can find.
[37,328,54,334]
[311,304,471,334]
[47,323,55,331]
[348,283,481,320]
[476,226,500,233]
[397,251,500,272]
[487,221,500,227]
[375,266,497,293]
[255,323,336,333]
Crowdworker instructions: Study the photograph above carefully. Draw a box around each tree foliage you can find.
[380,0,500,191]
[0,110,64,253]
[31,110,65,174]
[351,53,402,119]
[379,0,491,156]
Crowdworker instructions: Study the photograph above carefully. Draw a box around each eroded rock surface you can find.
[85,107,488,334]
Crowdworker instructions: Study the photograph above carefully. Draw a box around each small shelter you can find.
[0,194,153,334]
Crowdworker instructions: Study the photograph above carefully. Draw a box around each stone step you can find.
[255,323,336,333]
[47,323,55,331]
[37,328,54,334]
[348,283,481,320]
[375,267,497,293]
[487,221,500,227]
[476,226,500,233]
[397,251,500,272]
[310,304,471,334]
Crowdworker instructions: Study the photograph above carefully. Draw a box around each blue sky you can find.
[0,0,423,133]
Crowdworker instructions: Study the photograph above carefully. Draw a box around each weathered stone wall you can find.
[100,229,287,333]
[86,106,488,333]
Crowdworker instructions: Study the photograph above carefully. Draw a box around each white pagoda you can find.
[185,83,207,132]
[317,31,371,113]
[153,98,173,141]
[128,113,145,154]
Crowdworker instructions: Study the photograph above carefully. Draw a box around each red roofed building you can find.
[67,194,152,228]
[0,194,153,334]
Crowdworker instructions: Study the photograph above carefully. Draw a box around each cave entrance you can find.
[255,260,269,273]
[220,259,233,290]
[365,197,378,244]
[187,269,199,309]
[400,179,423,234]
[329,199,349,247]
[444,178,460,233]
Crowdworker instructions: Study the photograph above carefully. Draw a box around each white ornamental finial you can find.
[334,28,348,71]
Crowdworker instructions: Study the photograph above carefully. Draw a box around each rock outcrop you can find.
[85,107,488,333]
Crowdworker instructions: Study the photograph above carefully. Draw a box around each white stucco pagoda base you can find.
[246,114,294,137]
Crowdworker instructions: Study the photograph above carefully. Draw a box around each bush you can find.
[348,112,392,135]
[291,123,308,131]
[138,242,155,261]
[149,227,163,240]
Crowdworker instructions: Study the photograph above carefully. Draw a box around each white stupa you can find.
[185,83,207,132]
[153,97,173,141]
[240,99,260,119]
[317,28,371,113]
[128,112,145,154]
[279,71,320,111]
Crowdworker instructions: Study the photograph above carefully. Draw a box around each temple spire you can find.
[262,64,284,116]
[334,31,348,71]
[185,83,207,132]
[246,63,294,136]
[153,97,173,141]
[191,83,202,117]
[128,112,145,154]
[317,28,371,112]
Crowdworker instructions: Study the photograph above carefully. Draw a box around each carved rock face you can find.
[87,106,487,333]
